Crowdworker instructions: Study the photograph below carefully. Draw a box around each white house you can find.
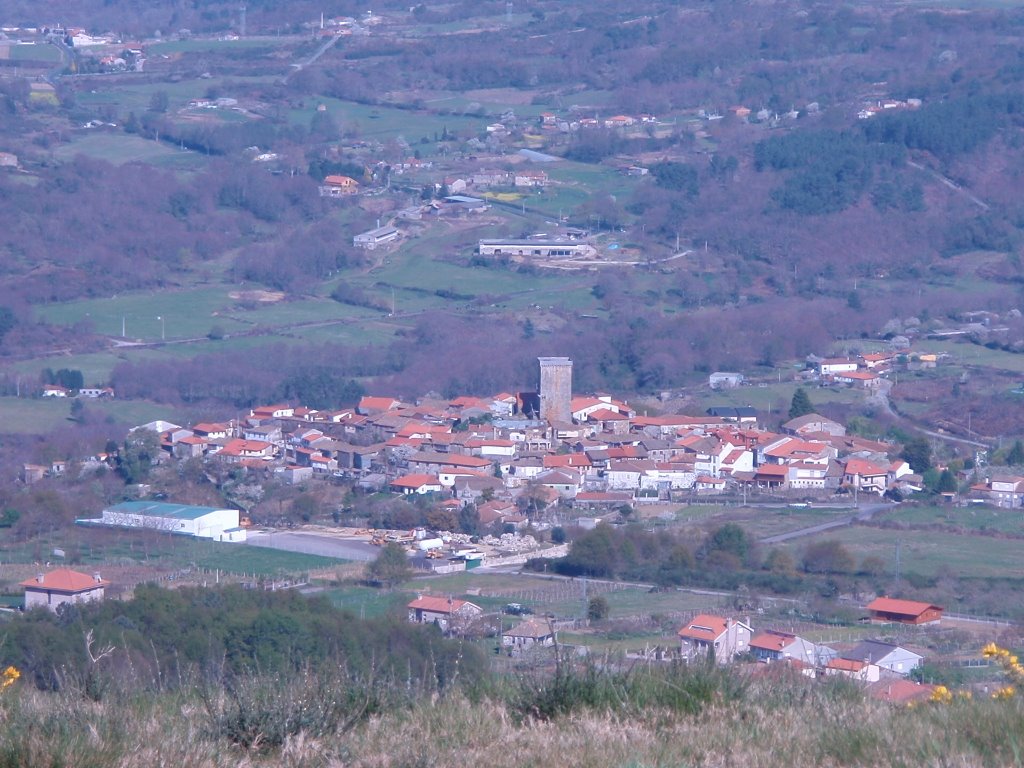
[502,618,556,653]
[21,569,108,612]
[407,595,482,633]
[842,640,923,677]
[677,614,751,664]
[819,358,859,376]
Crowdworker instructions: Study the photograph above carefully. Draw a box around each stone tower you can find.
[538,356,573,424]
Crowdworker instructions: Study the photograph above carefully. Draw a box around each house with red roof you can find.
[407,595,483,633]
[21,569,108,612]
[677,614,751,664]
[216,438,275,461]
[868,679,936,705]
[358,395,403,415]
[320,174,360,197]
[825,657,879,682]
[250,404,293,420]
[866,597,943,625]
[843,458,889,494]
[833,370,882,389]
[191,422,230,440]
[391,474,444,495]
[819,358,859,376]
[749,630,821,665]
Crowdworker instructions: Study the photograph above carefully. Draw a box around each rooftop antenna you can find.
[239,3,246,37]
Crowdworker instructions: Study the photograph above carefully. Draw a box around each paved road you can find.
[759,502,894,544]
[246,530,378,561]
[284,33,341,82]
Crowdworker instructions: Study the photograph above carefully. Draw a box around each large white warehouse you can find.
[83,501,246,542]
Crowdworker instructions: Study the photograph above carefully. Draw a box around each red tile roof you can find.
[868,679,936,704]
[407,596,479,614]
[827,658,866,672]
[750,630,796,653]
[845,458,888,477]
[392,474,441,489]
[678,614,729,642]
[866,597,943,618]
[21,569,108,592]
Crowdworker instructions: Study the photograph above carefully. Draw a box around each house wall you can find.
[25,586,104,612]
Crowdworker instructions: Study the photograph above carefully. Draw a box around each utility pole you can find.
[894,539,901,585]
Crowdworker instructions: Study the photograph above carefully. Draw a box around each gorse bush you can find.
[510,659,745,721]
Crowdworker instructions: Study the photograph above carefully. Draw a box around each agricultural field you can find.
[288,96,486,143]
[0,395,179,434]
[774,523,1024,580]
[879,503,1024,536]
[146,36,300,55]
[4,43,61,62]
[0,527,344,577]
[52,131,208,168]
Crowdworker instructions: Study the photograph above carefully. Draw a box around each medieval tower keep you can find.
[538,356,573,424]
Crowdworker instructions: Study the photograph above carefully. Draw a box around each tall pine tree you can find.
[789,387,814,420]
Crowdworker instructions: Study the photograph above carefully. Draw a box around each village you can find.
[8,351,1021,703]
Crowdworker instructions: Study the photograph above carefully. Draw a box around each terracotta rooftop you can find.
[21,569,108,593]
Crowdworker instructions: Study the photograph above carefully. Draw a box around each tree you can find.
[1006,440,1024,466]
[148,91,169,113]
[801,540,855,574]
[936,469,958,494]
[705,523,750,561]
[0,306,16,344]
[788,388,814,419]
[366,543,412,589]
[901,437,932,473]
[764,548,795,575]
[117,429,161,484]
[587,595,609,621]
[458,505,479,536]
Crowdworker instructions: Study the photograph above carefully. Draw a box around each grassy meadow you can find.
[2,667,1024,767]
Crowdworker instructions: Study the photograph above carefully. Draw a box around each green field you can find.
[5,43,61,62]
[148,37,298,55]
[289,96,485,143]
[53,132,205,168]
[776,524,1024,580]
[880,503,1024,536]
[0,528,344,576]
[696,381,865,412]
[36,286,253,340]
[0,396,178,434]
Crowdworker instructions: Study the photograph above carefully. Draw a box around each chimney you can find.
[93,572,102,583]
[36,573,44,583]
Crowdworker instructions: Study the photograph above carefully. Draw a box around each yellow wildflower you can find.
[0,666,18,691]
[930,685,953,704]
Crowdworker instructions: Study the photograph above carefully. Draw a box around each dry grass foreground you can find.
[1,677,1023,768]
